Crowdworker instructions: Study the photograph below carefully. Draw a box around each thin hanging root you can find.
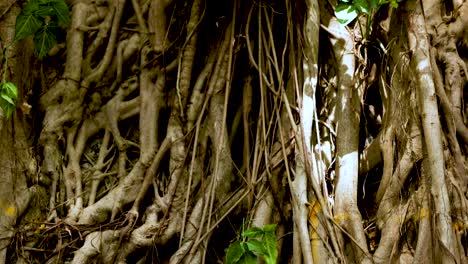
[186,51,216,131]
[245,5,272,88]
[126,137,172,225]
[175,0,202,115]
[186,24,236,262]
[179,93,210,247]
[174,189,250,264]
[242,75,253,207]
[194,89,235,263]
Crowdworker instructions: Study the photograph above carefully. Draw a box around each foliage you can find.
[15,0,70,59]
[225,224,278,264]
[335,0,401,36]
[0,82,18,118]
[0,0,69,115]
[0,44,18,118]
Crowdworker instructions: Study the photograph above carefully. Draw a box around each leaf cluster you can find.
[335,0,402,26]
[15,0,70,59]
[225,224,278,264]
[0,82,18,118]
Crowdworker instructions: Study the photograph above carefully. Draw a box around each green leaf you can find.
[0,97,16,118]
[34,24,58,58]
[262,224,277,234]
[335,2,358,25]
[390,1,399,8]
[53,0,70,25]
[48,0,70,25]
[246,240,268,258]
[33,0,70,25]
[369,0,380,8]
[22,0,41,15]
[335,1,352,12]
[2,82,18,99]
[15,12,43,40]
[1,93,15,105]
[35,5,55,18]
[263,226,278,264]
[242,227,264,239]
[237,252,257,264]
[226,241,246,264]
[354,0,371,14]
[226,242,258,264]
[244,225,278,264]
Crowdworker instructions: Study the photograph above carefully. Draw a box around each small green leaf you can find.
[369,0,380,8]
[237,252,257,264]
[48,0,70,25]
[242,227,264,239]
[15,12,43,40]
[228,224,278,264]
[335,2,358,25]
[35,5,55,18]
[33,0,70,25]
[22,0,41,15]
[226,241,245,264]
[0,98,16,118]
[34,24,58,58]
[262,224,277,234]
[246,240,268,258]
[245,225,277,264]
[2,82,18,99]
[226,242,257,264]
[354,0,371,14]
[335,1,352,12]
[263,226,278,264]
[0,93,15,105]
